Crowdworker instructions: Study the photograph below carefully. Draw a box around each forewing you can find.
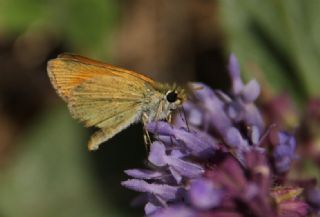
[68,75,145,128]
[47,54,156,101]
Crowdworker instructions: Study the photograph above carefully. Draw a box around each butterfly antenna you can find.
[181,105,190,132]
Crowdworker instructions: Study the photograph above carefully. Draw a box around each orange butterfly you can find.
[47,54,186,150]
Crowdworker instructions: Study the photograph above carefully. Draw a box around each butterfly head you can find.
[164,85,186,111]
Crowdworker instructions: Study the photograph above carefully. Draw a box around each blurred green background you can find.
[0,0,319,217]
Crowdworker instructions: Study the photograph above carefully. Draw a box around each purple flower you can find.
[306,188,320,214]
[148,141,204,182]
[271,131,297,174]
[122,179,180,202]
[207,152,276,217]
[228,54,243,95]
[188,178,223,210]
[147,122,219,158]
[150,206,195,217]
[122,54,311,217]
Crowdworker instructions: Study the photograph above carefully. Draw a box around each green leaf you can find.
[0,0,119,56]
[219,0,320,101]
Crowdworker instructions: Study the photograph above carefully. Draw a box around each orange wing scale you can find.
[47,53,156,101]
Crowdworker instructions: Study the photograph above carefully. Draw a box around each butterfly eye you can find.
[166,91,178,103]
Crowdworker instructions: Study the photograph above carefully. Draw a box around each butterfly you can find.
[47,54,186,150]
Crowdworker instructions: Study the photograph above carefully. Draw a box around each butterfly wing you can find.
[47,53,156,101]
[68,75,145,127]
[47,54,156,150]
[69,76,145,150]
[86,106,141,150]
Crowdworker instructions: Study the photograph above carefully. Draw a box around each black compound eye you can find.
[166,91,178,103]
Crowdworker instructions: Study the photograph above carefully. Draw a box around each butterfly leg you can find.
[165,113,176,147]
[152,100,165,143]
[166,113,172,123]
[142,112,152,150]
